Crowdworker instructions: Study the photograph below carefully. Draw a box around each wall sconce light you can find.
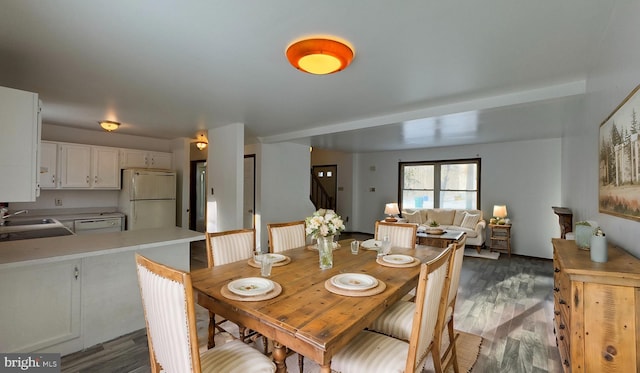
[286,38,354,75]
[384,203,400,222]
[195,134,208,151]
[99,120,120,131]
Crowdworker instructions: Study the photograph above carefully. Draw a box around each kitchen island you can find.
[0,227,204,355]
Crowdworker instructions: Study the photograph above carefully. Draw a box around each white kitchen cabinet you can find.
[59,143,91,188]
[91,146,120,188]
[0,86,40,202]
[120,148,172,170]
[58,143,120,189]
[0,259,81,353]
[39,141,58,189]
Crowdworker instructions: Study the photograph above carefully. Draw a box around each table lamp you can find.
[493,205,508,224]
[384,203,400,222]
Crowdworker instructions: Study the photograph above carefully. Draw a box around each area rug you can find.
[464,248,500,260]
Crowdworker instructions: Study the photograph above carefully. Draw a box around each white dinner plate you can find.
[227,277,275,296]
[382,254,414,265]
[361,239,382,250]
[254,253,287,264]
[330,273,378,291]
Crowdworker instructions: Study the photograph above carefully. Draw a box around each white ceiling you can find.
[0,1,614,152]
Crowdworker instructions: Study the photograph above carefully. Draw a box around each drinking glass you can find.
[379,235,391,257]
[260,254,272,277]
[350,240,360,255]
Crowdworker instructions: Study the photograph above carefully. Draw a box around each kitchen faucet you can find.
[0,208,28,226]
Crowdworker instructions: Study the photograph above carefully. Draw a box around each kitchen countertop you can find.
[0,227,204,269]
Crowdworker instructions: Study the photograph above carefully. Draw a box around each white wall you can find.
[11,189,118,211]
[42,123,173,151]
[206,123,244,232]
[565,1,640,257]
[258,142,316,251]
[352,138,562,259]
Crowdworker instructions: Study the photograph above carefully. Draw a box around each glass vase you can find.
[575,224,593,249]
[317,235,334,269]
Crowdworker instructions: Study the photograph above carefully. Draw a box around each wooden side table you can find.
[489,224,511,257]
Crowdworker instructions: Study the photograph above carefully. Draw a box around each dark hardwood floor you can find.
[61,235,562,372]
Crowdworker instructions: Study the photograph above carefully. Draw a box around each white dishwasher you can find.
[74,217,124,235]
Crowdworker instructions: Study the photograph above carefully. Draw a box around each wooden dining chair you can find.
[367,238,466,373]
[267,220,306,253]
[375,221,417,249]
[205,229,257,349]
[330,245,453,373]
[134,254,276,373]
[266,220,308,371]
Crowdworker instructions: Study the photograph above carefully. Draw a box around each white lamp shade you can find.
[384,203,400,215]
[493,205,508,218]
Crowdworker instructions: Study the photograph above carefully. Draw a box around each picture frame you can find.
[599,83,640,221]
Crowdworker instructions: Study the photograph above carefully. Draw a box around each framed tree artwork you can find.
[599,83,640,221]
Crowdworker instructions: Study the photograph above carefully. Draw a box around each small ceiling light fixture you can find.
[99,120,120,132]
[195,134,208,151]
[286,38,354,75]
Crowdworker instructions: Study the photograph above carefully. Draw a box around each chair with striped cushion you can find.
[135,254,276,373]
[267,221,306,253]
[205,229,257,348]
[375,221,417,249]
[331,245,452,373]
[266,220,308,371]
[367,237,466,372]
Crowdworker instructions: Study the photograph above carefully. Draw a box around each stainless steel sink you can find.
[0,217,71,235]
[0,227,74,242]
[2,218,56,226]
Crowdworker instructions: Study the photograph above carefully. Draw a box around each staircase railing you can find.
[310,171,335,210]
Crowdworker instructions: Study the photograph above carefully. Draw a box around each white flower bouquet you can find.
[305,208,345,238]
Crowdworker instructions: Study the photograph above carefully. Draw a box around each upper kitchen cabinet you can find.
[0,86,40,202]
[120,148,172,170]
[58,143,120,189]
[39,141,58,189]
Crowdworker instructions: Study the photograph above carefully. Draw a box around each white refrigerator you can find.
[119,169,176,230]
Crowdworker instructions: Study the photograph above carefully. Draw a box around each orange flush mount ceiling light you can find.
[286,38,354,75]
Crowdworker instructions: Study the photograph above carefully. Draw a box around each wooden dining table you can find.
[191,240,444,373]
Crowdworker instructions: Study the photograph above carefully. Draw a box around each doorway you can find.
[189,161,207,232]
[244,155,256,229]
[311,164,337,210]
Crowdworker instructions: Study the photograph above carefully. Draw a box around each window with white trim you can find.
[399,159,480,210]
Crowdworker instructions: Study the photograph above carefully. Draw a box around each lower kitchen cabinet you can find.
[0,259,81,353]
[0,238,189,355]
[552,238,640,372]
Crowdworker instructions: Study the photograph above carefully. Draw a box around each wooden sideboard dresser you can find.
[552,238,640,372]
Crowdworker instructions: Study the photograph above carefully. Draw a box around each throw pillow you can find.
[404,210,422,224]
[453,210,466,226]
[461,213,480,229]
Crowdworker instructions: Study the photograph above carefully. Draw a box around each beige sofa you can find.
[402,208,486,249]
